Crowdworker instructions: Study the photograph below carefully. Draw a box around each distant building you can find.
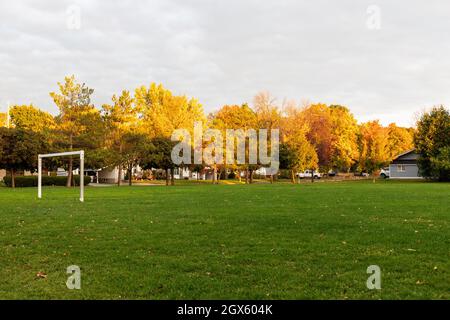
[389,150,423,179]
[98,167,124,184]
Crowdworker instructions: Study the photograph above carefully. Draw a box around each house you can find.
[173,167,206,180]
[97,167,124,184]
[389,150,423,179]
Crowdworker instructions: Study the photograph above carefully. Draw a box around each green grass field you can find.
[0,180,449,299]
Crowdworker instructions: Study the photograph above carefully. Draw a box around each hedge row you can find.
[3,175,91,187]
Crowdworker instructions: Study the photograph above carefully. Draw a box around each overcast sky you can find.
[1,0,450,127]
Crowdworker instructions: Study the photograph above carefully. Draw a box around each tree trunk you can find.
[290,170,296,184]
[11,169,15,188]
[245,169,249,184]
[249,169,254,184]
[117,165,122,187]
[311,168,314,183]
[212,166,217,184]
[66,157,73,187]
[165,169,169,186]
[117,143,123,187]
[66,134,73,187]
[238,169,242,183]
[128,165,132,186]
[170,168,175,186]
[270,174,274,184]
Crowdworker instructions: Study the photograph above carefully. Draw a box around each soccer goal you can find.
[38,150,85,202]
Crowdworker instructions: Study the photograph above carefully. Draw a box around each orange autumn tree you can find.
[301,104,334,172]
[281,102,318,183]
[299,104,360,174]
[0,113,6,127]
[358,120,390,178]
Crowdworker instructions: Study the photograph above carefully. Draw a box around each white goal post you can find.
[38,150,85,202]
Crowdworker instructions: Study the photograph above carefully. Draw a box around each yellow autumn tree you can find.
[9,105,55,133]
[135,83,205,183]
[387,123,414,159]
[329,105,359,172]
[252,91,282,183]
[102,90,139,186]
[211,104,258,183]
[135,83,204,138]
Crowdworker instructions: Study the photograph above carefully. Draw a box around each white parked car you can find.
[380,167,390,179]
[298,170,322,179]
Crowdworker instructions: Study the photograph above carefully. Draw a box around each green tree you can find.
[279,143,295,182]
[430,146,450,175]
[141,137,176,186]
[121,132,151,186]
[279,136,318,184]
[50,75,98,186]
[0,127,48,188]
[414,106,450,181]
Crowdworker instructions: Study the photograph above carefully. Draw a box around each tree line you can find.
[1,75,449,187]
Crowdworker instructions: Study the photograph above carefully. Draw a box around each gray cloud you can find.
[1,0,450,126]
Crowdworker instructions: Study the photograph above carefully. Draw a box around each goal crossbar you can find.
[38,150,85,202]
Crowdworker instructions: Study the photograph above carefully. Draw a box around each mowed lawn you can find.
[0,181,449,299]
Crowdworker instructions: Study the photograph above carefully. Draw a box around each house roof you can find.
[394,149,416,159]
[391,149,419,164]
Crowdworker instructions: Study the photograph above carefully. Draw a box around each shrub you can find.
[278,169,291,179]
[253,173,264,180]
[228,171,236,179]
[220,171,227,180]
[3,175,91,188]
